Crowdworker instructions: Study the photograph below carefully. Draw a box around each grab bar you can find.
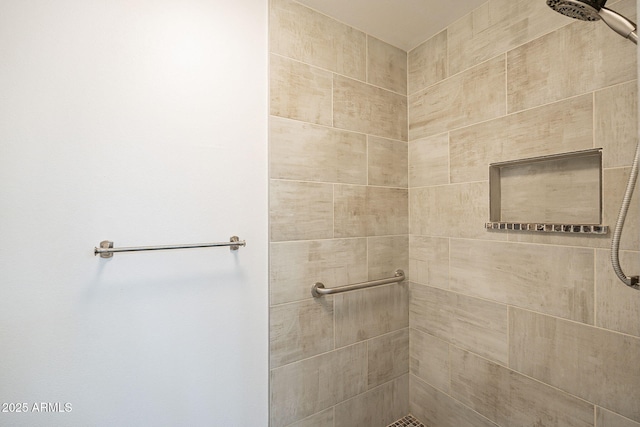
[311,269,405,298]
[94,236,245,258]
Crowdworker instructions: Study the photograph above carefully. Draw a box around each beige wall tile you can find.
[449,94,594,184]
[498,153,601,224]
[334,75,408,141]
[408,30,447,95]
[368,136,408,188]
[270,343,368,427]
[507,0,637,113]
[409,283,449,339]
[409,56,506,140]
[410,376,500,427]
[367,36,407,95]
[270,239,367,305]
[366,187,409,236]
[270,116,367,184]
[451,348,594,427]
[409,133,449,187]
[368,329,409,389]
[410,328,450,393]
[270,298,334,368]
[336,186,409,238]
[410,182,506,241]
[269,0,366,80]
[596,249,640,338]
[270,54,333,126]
[450,239,594,323]
[367,235,409,282]
[510,308,640,423]
[604,167,639,251]
[448,0,569,75]
[595,81,638,169]
[597,408,640,427]
[409,236,449,289]
[410,284,508,365]
[289,408,334,427]
[335,283,409,347]
[270,180,334,242]
[335,375,409,427]
[334,185,368,238]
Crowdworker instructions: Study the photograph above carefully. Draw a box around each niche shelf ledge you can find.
[487,148,607,234]
[485,222,608,234]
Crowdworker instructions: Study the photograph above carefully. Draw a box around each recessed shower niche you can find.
[485,148,608,234]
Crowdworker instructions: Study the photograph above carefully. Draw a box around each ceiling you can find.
[295,0,488,51]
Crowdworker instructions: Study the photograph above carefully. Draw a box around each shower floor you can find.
[386,414,425,427]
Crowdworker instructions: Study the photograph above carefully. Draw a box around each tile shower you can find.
[269,0,640,426]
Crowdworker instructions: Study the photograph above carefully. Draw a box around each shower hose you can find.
[610,138,640,289]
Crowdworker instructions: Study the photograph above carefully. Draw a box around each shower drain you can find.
[386,414,425,427]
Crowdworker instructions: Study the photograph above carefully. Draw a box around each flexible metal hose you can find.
[610,139,640,289]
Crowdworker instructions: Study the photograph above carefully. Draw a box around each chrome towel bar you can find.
[311,269,405,298]
[94,236,245,258]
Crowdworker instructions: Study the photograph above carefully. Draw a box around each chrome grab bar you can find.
[311,269,405,298]
[94,236,245,258]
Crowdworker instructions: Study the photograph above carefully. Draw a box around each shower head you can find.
[546,0,638,44]
[547,0,638,44]
[546,0,604,21]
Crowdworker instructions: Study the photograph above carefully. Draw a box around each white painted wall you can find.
[0,0,268,425]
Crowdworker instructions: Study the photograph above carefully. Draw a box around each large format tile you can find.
[409,132,449,188]
[409,236,449,289]
[597,408,640,427]
[368,136,408,188]
[270,180,333,242]
[270,239,367,305]
[367,36,407,95]
[451,348,594,427]
[450,239,595,323]
[410,328,450,393]
[448,0,569,75]
[367,329,409,389]
[409,56,506,140]
[270,298,334,368]
[595,249,640,338]
[270,116,367,184]
[497,152,601,224]
[410,284,508,365]
[408,29,447,95]
[410,376,499,427]
[270,54,333,126]
[270,343,368,427]
[335,375,409,427]
[410,182,504,241]
[507,0,636,113]
[366,187,409,236]
[367,235,409,282]
[334,185,368,238]
[595,81,638,169]
[449,94,594,184]
[269,0,366,80]
[510,308,640,423]
[334,75,408,141]
[335,283,409,347]
[334,186,408,238]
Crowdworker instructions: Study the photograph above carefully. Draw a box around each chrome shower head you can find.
[546,0,638,44]
[546,0,605,21]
